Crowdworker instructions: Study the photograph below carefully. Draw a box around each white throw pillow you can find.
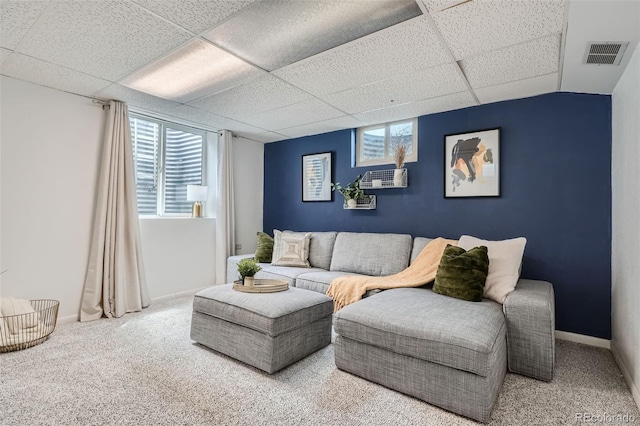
[0,296,38,334]
[458,235,527,304]
[271,230,311,267]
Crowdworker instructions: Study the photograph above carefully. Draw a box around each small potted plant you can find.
[237,258,261,287]
[332,175,365,208]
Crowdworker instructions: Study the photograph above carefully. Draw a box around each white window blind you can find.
[129,114,205,216]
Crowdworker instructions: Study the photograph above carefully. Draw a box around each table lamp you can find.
[187,185,208,218]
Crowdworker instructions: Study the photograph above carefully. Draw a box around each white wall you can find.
[233,137,264,254]
[0,77,223,320]
[612,44,640,409]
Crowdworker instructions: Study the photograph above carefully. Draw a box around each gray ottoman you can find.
[191,284,333,374]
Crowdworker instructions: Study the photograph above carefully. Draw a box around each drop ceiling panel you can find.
[322,63,467,114]
[278,116,365,139]
[273,16,452,96]
[204,0,422,71]
[242,99,344,131]
[188,74,313,119]
[247,132,288,143]
[475,73,558,105]
[94,84,182,115]
[16,0,193,82]
[168,105,266,135]
[131,0,258,34]
[1,53,112,96]
[460,35,560,89]
[430,0,565,60]
[0,48,11,65]
[0,0,49,50]
[354,91,477,124]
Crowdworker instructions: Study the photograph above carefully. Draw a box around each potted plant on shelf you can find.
[237,258,261,287]
[332,175,365,208]
[391,143,407,187]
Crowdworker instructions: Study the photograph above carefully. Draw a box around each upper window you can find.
[356,118,418,167]
[129,114,206,216]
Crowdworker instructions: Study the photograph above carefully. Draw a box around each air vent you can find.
[583,42,629,66]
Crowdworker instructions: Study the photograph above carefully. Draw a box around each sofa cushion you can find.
[333,288,505,377]
[433,244,489,302]
[254,232,274,263]
[255,264,327,287]
[294,271,382,299]
[284,231,338,270]
[458,235,527,303]
[330,232,412,276]
[410,237,433,264]
[272,230,311,267]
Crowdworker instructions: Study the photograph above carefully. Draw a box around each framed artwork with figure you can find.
[444,128,500,198]
[302,152,333,202]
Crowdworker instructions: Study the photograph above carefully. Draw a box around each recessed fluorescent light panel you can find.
[121,39,265,103]
[204,0,423,71]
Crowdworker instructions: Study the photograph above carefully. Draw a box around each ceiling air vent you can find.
[583,42,629,66]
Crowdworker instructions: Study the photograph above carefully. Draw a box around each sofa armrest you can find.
[226,254,255,283]
[503,279,555,381]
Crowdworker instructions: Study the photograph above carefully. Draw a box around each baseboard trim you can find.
[555,330,611,349]
[611,342,640,411]
[55,287,209,324]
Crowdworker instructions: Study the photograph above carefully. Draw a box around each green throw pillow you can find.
[433,244,489,302]
[254,232,274,263]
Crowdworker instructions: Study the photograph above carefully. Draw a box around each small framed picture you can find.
[302,152,333,202]
[445,128,500,198]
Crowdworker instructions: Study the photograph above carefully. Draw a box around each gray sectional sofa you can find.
[227,231,555,423]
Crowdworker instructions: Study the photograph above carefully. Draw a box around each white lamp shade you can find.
[187,185,208,202]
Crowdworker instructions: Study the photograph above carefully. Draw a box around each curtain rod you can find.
[92,99,110,110]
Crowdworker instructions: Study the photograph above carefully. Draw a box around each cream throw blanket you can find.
[326,237,457,310]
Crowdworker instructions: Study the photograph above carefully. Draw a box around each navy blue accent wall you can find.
[264,92,612,339]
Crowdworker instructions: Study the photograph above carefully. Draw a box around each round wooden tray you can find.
[232,279,289,293]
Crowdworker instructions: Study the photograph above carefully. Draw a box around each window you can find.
[129,114,206,216]
[356,118,418,167]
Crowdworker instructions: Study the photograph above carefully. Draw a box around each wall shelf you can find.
[343,195,376,210]
[359,169,407,189]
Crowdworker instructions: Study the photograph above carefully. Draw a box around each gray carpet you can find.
[0,296,637,426]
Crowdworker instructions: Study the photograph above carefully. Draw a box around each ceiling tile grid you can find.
[475,73,558,105]
[131,0,257,34]
[321,62,468,114]
[15,0,194,82]
[430,0,565,60]
[460,34,561,89]
[249,132,289,143]
[354,91,477,124]
[273,15,452,96]
[277,115,366,139]
[1,53,112,97]
[188,74,313,119]
[94,83,183,115]
[0,0,49,50]
[242,98,345,131]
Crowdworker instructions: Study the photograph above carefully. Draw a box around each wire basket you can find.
[0,299,59,353]
[360,168,407,188]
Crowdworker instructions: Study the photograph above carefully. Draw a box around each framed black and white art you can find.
[445,128,500,198]
[302,152,333,202]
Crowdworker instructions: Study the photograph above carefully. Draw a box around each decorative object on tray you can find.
[391,142,407,187]
[445,128,500,198]
[302,152,333,202]
[0,298,59,353]
[237,258,261,287]
[232,279,289,293]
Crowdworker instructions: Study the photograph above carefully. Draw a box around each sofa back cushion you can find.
[330,232,412,276]
[283,231,337,270]
[410,237,434,264]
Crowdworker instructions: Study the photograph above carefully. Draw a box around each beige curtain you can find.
[80,100,149,321]
[215,130,235,284]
